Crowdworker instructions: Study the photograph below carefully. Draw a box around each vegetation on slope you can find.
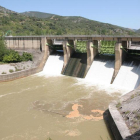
[21,11,57,18]
[0,6,138,36]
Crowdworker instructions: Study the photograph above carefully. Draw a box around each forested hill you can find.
[136,29,140,34]
[0,5,139,36]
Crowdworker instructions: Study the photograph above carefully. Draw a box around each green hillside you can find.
[21,11,57,18]
[0,6,139,36]
[136,29,140,33]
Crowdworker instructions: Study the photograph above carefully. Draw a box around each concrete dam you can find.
[1,35,140,139]
[2,35,140,90]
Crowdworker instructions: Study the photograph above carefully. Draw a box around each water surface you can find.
[0,75,124,140]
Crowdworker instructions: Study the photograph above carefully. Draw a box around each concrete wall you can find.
[5,37,43,51]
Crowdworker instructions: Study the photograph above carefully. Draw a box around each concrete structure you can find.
[111,39,127,83]
[108,85,140,140]
[86,40,98,69]
[62,40,75,72]
[128,41,140,50]
[5,36,43,51]
[3,35,140,82]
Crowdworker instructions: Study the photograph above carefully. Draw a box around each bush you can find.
[0,37,33,63]
[21,52,33,61]
[9,69,14,73]
[2,72,6,74]
[15,67,22,71]
[3,50,21,63]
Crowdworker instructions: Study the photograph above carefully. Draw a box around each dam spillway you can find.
[37,54,64,77]
[113,58,140,90]
[63,53,87,78]
[85,55,115,84]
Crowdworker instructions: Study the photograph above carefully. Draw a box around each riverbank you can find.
[0,50,43,75]
[108,86,140,140]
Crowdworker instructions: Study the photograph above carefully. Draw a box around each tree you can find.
[0,36,7,61]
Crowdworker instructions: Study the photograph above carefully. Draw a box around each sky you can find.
[0,0,140,29]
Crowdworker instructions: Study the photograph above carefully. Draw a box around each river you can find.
[0,74,127,140]
[0,55,128,140]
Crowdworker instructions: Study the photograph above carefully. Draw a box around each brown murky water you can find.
[0,75,124,140]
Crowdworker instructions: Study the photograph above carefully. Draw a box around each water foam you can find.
[85,57,114,85]
[0,88,31,98]
[36,55,64,77]
[113,61,140,90]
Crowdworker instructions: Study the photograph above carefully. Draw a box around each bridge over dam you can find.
[2,35,140,89]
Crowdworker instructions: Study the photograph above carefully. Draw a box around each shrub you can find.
[3,50,21,63]
[2,72,6,74]
[116,102,121,108]
[0,37,33,63]
[21,52,33,61]
[15,67,22,71]
[9,69,14,73]
[125,111,130,114]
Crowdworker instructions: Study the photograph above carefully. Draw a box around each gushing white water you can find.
[37,55,64,77]
[85,57,114,85]
[113,61,140,90]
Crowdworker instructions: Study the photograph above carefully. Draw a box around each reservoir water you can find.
[0,55,128,140]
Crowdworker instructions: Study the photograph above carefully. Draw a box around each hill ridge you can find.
[0,5,139,36]
[21,11,57,18]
